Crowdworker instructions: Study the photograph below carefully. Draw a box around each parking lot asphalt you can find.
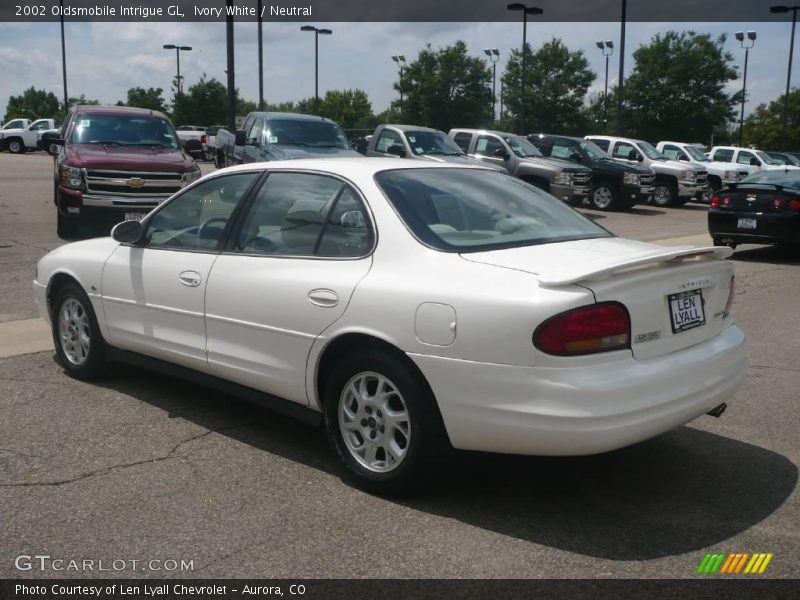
[0,153,798,579]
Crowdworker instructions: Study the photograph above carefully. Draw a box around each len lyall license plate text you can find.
[668,289,706,334]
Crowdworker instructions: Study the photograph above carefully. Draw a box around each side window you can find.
[550,140,574,159]
[30,121,49,131]
[145,172,258,251]
[5,119,24,129]
[475,135,503,156]
[737,151,758,166]
[235,172,369,257]
[712,149,734,163]
[241,115,254,137]
[247,118,263,143]
[591,138,610,152]
[453,132,472,153]
[662,145,684,160]
[375,129,403,153]
[612,142,636,160]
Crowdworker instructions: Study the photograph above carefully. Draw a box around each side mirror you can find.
[234,129,247,146]
[387,144,407,158]
[570,152,582,162]
[111,219,144,244]
[493,147,510,160]
[678,154,689,161]
[750,157,760,166]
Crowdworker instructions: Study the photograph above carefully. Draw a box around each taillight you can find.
[788,199,800,211]
[774,198,784,209]
[722,196,732,208]
[710,196,720,208]
[533,302,631,356]
[723,276,735,319]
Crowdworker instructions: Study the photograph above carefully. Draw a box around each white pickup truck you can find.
[0,118,58,153]
[175,125,209,161]
[656,141,743,195]
[706,146,800,177]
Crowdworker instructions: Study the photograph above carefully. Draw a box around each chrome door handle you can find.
[307,289,339,307]
[178,270,202,287]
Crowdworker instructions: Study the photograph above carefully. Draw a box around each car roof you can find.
[588,135,647,145]
[211,157,495,179]
[530,133,581,142]
[71,105,171,121]
[450,128,516,137]
[383,124,441,133]
[249,112,337,123]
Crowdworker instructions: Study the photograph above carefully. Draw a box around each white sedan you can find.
[34,158,747,494]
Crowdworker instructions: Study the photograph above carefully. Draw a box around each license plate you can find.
[737,217,756,230]
[668,289,706,334]
[124,212,145,222]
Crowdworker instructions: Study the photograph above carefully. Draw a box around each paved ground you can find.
[0,153,798,579]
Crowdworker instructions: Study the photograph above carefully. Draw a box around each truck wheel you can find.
[708,175,722,192]
[57,211,78,239]
[590,183,620,210]
[653,181,677,207]
[7,138,25,154]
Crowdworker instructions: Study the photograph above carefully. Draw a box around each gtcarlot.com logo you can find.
[14,554,194,572]
[696,552,773,575]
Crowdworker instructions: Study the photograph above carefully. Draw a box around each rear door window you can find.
[453,132,472,153]
[712,149,734,163]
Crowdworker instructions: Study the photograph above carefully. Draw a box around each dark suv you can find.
[45,106,200,238]
[529,133,655,210]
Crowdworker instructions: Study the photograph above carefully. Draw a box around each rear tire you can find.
[323,349,450,496]
[51,282,108,380]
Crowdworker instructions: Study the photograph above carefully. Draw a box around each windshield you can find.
[266,119,349,149]
[756,151,783,166]
[638,141,666,160]
[405,131,464,156]
[375,168,611,252]
[684,145,710,162]
[69,114,180,148]
[504,135,543,158]
[580,140,609,160]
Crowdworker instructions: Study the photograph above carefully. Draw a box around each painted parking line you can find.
[0,318,53,358]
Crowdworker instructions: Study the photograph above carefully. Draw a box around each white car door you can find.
[101,171,260,370]
[204,170,374,405]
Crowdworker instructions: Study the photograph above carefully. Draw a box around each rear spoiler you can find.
[538,245,732,286]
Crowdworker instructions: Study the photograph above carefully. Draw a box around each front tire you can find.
[56,210,78,239]
[51,283,108,380]
[323,350,449,496]
[590,183,620,210]
[7,138,24,154]
[653,180,678,207]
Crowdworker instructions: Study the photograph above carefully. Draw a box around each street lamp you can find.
[484,48,500,122]
[300,25,333,112]
[596,40,614,132]
[59,0,68,111]
[735,31,757,147]
[162,44,192,96]
[771,5,800,149]
[507,3,543,134]
[392,55,406,114]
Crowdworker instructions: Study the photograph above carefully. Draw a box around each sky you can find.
[0,20,795,124]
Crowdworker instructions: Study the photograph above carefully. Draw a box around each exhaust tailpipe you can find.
[706,403,727,418]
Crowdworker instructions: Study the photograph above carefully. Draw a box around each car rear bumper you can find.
[709,210,800,245]
[409,324,747,456]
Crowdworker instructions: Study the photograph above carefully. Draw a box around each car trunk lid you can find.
[721,183,800,213]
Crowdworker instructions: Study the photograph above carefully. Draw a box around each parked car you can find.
[586,135,707,207]
[1,118,32,133]
[0,118,58,153]
[176,125,209,161]
[656,141,742,197]
[708,169,800,249]
[34,159,746,494]
[529,133,655,210]
[205,125,225,165]
[216,112,360,167]
[763,150,800,167]
[707,146,800,176]
[43,105,200,238]
[449,128,592,204]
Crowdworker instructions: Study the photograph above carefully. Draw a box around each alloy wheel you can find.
[592,186,614,210]
[653,185,672,206]
[58,297,91,366]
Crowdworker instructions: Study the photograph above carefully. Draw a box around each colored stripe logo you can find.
[697,552,773,574]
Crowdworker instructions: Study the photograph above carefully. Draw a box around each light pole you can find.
[484,48,500,122]
[507,3,543,134]
[300,25,332,112]
[771,5,800,149]
[596,40,614,132]
[735,31,757,147]
[392,55,406,115]
[257,0,264,111]
[59,0,68,111]
[616,0,627,135]
[162,44,192,96]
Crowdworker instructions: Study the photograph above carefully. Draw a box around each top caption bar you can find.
[0,0,793,22]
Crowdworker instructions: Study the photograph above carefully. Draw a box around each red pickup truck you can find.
[44,106,200,238]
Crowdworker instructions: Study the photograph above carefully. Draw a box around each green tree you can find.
[501,38,595,135]
[4,87,60,121]
[743,89,800,150]
[397,41,492,132]
[123,87,167,112]
[622,31,738,142]
[317,89,374,130]
[172,76,228,125]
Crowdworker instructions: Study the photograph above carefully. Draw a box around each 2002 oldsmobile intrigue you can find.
[34,159,747,494]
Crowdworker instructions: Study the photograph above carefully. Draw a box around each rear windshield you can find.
[266,119,349,149]
[739,169,800,188]
[375,168,611,253]
[69,114,179,148]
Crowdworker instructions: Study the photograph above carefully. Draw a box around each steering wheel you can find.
[197,217,229,241]
[237,233,277,253]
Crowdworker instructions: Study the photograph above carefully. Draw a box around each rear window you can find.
[739,169,800,188]
[375,168,611,253]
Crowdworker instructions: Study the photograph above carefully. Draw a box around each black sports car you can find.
[709,169,800,249]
